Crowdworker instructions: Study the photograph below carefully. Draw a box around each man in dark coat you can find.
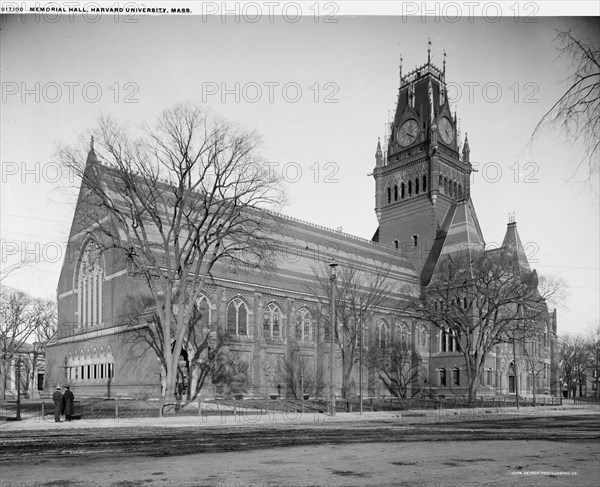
[52,387,62,422]
[62,386,75,421]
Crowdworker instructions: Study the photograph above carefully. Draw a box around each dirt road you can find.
[1,409,599,486]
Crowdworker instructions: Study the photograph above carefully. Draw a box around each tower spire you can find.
[462,132,470,163]
[427,38,431,64]
[443,50,447,76]
[375,137,383,167]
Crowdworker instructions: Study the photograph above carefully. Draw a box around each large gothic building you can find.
[45,54,559,400]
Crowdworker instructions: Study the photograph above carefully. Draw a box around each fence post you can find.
[115,398,119,421]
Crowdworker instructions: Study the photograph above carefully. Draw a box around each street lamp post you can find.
[329,261,338,416]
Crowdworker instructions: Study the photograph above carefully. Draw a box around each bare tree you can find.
[211,351,251,399]
[559,334,590,398]
[0,287,55,399]
[0,238,34,284]
[409,248,556,404]
[309,263,394,399]
[22,300,57,398]
[57,104,284,408]
[587,324,600,400]
[532,29,600,180]
[278,351,323,400]
[369,335,422,399]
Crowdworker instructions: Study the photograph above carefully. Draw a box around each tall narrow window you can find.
[422,175,427,192]
[408,180,412,196]
[394,185,398,201]
[295,308,313,341]
[415,178,419,194]
[264,303,283,340]
[440,369,447,386]
[453,368,460,385]
[401,182,405,199]
[378,321,388,349]
[387,187,391,204]
[227,298,248,336]
[78,242,104,328]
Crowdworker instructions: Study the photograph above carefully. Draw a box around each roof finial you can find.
[427,38,431,64]
[508,212,516,224]
[399,54,403,84]
[90,135,95,152]
[443,49,447,75]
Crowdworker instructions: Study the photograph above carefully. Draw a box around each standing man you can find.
[62,385,75,422]
[52,386,63,423]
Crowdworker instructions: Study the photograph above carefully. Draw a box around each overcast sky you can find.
[1,4,598,336]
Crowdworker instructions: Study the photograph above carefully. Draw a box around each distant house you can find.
[1,285,48,399]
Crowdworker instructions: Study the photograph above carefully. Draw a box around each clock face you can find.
[438,117,454,144]
[397,119,419,147]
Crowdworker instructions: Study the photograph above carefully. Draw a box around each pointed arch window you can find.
[264,302,283,340]
[415,177,419,195]
[401,182,405,199]
[387,186,391,204]
[227,298,248,336]
[78,241,104,328]
[422,175,427,192]
[400,323,409,351]
[378,321,388,349]
[295,307,313,342]
[408,180,412,196]
[394,184,398,201]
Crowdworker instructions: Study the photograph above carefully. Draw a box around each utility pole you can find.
[359,295,363,415]
[16,357,21,421]
[329,261,338,416]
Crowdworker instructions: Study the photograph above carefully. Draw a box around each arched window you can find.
[453,181,458,198]
[444,178,448,194]
[227,298,248,336]
[401,182,405,199]
[196,296,211,325]
[453,367,460,386]
[422,175,427,192]
[439,368,447,386]
[439,175,443,191]
[263,302,283,340]
[400,323,409,350]
[415,177,419,195]
[387,186,391,204]
[378,321,388,349]
[295,308,313,341]
[78,241,104,328]
[419,325,428,348]
[408,180,412,196]
[394,184,398,201]
[440,329,447,352]
[458,184,463,199]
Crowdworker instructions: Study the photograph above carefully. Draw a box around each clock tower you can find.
[372,47,475,282]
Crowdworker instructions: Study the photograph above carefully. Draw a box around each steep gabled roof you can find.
[501,221,531,273]
[425,198,485,287]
